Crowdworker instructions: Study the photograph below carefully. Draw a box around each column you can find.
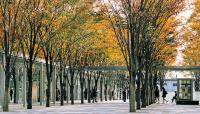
[67,80,70,103]
[77,80,80,100]
[0,53,5,108]
[74,79,78,100]
[77,74,80,100]
[191,79,194,100]
[0,63,5,107]
[51,67,56,104]
[40,63,44,105]
[22,67,26,107]
[97,76,101,101]
[102,76,105,101]
[85,74,88,98]
[16,67,20,103]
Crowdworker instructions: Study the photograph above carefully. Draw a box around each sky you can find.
[166,0,194,79]
[175,0,194,66]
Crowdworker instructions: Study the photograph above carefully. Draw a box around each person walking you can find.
[171,91,177,103]
[91,88,97,103]
[56,88,60,101]
[122,89,126,102]
[154,85,160,103]
[10,88,13,101]
[93,88,97,103]
[161,87,168,103]
[111,91,114,100]
[84,88,87,100]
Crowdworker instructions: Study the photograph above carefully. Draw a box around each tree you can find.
[54,0,96,105]
[99,0,185,112]
[0,0,24,111]
[19,0,46,109]
[39,0,65,107]
[183,0,200,66]
[182,0,200,85]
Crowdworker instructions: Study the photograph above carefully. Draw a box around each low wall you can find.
[193,92,200,101]
[164,92,200,102]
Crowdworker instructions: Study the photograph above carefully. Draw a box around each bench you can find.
[176,100,199,105]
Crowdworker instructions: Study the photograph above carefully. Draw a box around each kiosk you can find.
[177,78,199,105]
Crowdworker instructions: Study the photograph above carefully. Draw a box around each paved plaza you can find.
[1,100,200,114]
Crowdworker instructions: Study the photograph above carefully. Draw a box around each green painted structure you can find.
[0,51,200,108]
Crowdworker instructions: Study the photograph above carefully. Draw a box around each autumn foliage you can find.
[0,0,193,112]
[183,0,200,66]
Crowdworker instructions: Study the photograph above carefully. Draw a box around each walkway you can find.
[1,100,200,114]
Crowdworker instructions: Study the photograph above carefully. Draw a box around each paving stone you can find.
[0,100,200,114]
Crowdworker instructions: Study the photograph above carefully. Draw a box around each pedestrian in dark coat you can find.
[161,87,168,103]
[10,88,13,101]
[154,86,159,103]
[122,90,126,102]
[84,88,87,100]
[171,91,177,103]
[91,88,97,103]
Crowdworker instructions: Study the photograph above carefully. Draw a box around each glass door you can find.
[178,79,192,100]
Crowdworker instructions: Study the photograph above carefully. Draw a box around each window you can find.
[173,83,177,86]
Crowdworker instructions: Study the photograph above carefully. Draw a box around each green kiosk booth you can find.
[177,78,199,105]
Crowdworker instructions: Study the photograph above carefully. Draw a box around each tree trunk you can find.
[153,71,158,103]
[60,72,64,106]
[153,71,158,88]
[100,77,103,102]
[94,78,99,101]
[141,72,146,108]
[141,84,146,108]
[66,83,69,104]
[60,84,64,105]
[109,88,112,101]
[136,72,141,110]
[120,81,123,100]
[3,71,10,112]
[70,85,74,104]
[13,68,17,104]
[45,55,53,107]
[94,79,98,92]
[104,84,107,101]
[45,60,50,107]
[87,79,91,103]
[129,71,136,112]
[63,77,67,102]
[69,70,75,105]
[145,71,149,106]
[27,67,33,109]
[46,75,51,107]
[108,80,112,101]
[149,73,153,104]
[113,81,116,100]
[159,72,164,90]
[80,82,84,104]
[80,76,84,104]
